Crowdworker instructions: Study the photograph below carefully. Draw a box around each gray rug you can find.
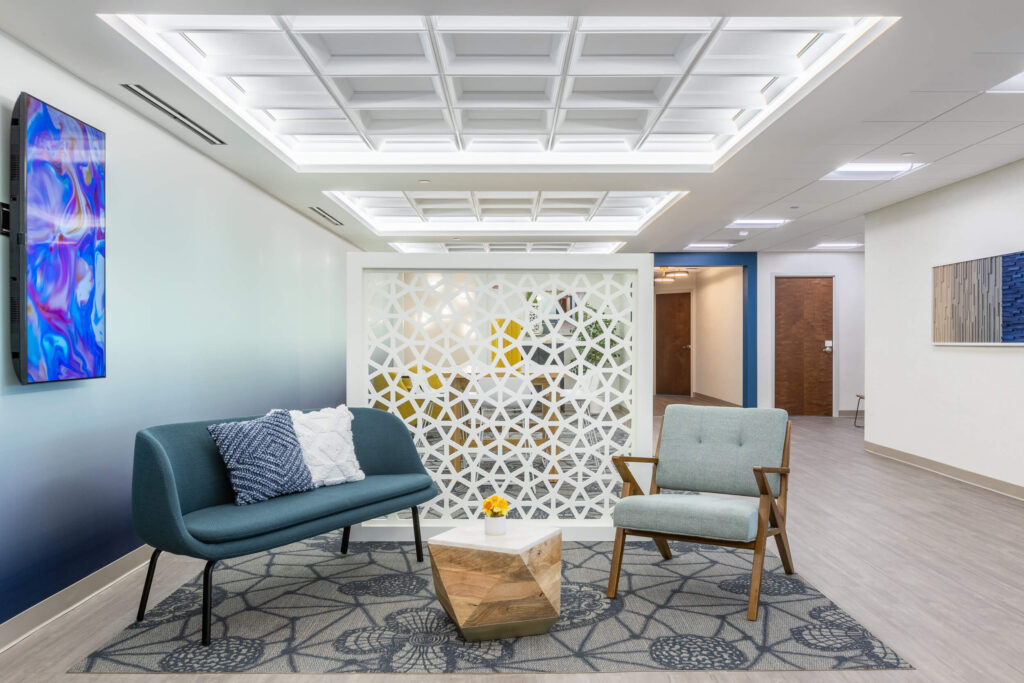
[73,538,910,673]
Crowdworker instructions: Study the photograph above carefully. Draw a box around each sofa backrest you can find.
[135,407,420,516]
[655,404,788,497]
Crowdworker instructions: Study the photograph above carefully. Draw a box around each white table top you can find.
[427,522,561,554]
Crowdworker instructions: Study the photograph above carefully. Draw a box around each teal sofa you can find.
[132,407,438,645]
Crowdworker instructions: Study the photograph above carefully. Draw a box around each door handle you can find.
[682,345,691,350]
[823,347,833,354]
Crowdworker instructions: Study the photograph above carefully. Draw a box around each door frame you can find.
[769,273,839,417]
[654,252,757,407]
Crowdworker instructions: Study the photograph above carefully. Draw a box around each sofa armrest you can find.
[132,431,204,557]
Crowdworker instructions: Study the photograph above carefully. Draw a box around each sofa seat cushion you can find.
[612,493,760,543]
[184,473,434,543]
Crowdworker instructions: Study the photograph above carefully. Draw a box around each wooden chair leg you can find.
[746,532,768,621]
[607,528,627,598]
[775,527,795,574]
[340,526,351,554]
[653,535,672,560]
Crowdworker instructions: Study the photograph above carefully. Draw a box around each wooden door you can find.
[775,277,833,415]
[656,292,691,395]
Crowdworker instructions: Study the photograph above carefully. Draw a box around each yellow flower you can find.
[482,495,510,518]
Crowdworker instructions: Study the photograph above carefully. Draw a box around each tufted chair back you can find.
[656,405,789,497]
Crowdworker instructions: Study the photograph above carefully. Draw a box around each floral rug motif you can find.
[72,539,910,673]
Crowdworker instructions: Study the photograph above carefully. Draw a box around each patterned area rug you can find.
[73,538,910,674]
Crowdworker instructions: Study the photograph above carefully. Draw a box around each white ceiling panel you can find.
[935,93,1024,122]
[888,120,1018,146]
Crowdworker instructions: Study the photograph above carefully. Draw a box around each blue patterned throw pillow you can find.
[208,410,315,505]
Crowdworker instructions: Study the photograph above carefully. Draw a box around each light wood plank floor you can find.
[2,413,1023,682]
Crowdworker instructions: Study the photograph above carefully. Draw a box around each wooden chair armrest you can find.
[752,466,790,474]
[612,457,654,497]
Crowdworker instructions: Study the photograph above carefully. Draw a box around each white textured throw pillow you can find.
[289,405,364,487]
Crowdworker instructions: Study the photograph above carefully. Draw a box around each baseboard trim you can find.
[0,544,152,654]
[692,392,741,408]
[837,409,861,418]
[864,441,1024,502]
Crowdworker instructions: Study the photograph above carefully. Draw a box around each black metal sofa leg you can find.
[136,548,162,622]
[202,560,216,646]
[412,506,423,562]
[341,526,351,554]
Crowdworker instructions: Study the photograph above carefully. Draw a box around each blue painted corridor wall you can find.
[1002,251,1024,343]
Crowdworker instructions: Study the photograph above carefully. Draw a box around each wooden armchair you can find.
[607,405,793,621]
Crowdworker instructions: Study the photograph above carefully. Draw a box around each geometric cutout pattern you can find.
[363,269,637,524]
[73,539,910,673]
[108,15,888,167]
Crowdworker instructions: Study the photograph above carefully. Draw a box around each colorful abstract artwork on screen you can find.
[25,95,106,381]
[933,251,1024,344]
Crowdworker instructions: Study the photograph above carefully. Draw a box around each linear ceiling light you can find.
[811,242,862,249]
[686,242,733,250]
[726,218,789,228]
[99,13,897,171]
[822,162,927,181]
[389,241,623,254]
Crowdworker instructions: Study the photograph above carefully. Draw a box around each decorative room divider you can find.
[347,254,653,537]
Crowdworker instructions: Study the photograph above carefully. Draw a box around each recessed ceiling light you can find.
[988,71,1024,93]
[669,270,689,278]
[822,162,927,181]
[418,179,431,184]
[900,152,916,157]
[726,218,789,229]
[686,242,733,250]
[451,237,461,241]
[811,242,863,250]
[738,231,750,236]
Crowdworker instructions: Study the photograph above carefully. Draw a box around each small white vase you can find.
[484,515,507,536]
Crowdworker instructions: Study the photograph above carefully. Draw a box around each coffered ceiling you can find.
[101,13,891,171]
[3,1,1024,256]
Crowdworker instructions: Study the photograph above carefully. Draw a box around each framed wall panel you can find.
[933,250,1024,345]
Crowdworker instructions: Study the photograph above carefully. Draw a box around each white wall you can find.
[0,31,355,621]
[865,160,1024,488]
[693,267,744,405]
[757,252,865,413]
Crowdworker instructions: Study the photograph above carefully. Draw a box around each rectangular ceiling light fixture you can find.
[726,218,789,228]
[822,162,927,181]
[811,242,863,249]
[328,190,686,236]
[685,242,733,250]
[100,13,897,171]
[389,241,624,254]
[988,71,1024,93]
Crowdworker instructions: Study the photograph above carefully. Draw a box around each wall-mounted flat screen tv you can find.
[9,93,106,383]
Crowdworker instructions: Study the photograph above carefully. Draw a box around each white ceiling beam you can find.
[546,17,579,151]
[634,17,726,151]
[425,16,464,151]
[271,16,376,150]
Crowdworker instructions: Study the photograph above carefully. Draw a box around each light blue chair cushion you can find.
[183,473,434,543]
[656,405,788,497]
[612,493,760,542]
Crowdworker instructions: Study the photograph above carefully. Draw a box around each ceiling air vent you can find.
[120,84,225,145]
[309,206,344,226]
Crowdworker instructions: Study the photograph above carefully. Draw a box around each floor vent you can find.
[309,206,343,226]
[120,84,225,145]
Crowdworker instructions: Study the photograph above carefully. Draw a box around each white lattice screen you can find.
[347,254,653,532]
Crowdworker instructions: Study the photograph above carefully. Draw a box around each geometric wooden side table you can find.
[428,523,562,641]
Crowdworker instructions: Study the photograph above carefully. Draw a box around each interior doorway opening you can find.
[654,266,744,409]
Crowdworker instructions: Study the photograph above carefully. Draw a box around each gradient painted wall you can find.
[0,32,353,624]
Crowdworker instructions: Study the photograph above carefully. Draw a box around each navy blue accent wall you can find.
[1002,251,1024,343]
[654,253,757,407]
